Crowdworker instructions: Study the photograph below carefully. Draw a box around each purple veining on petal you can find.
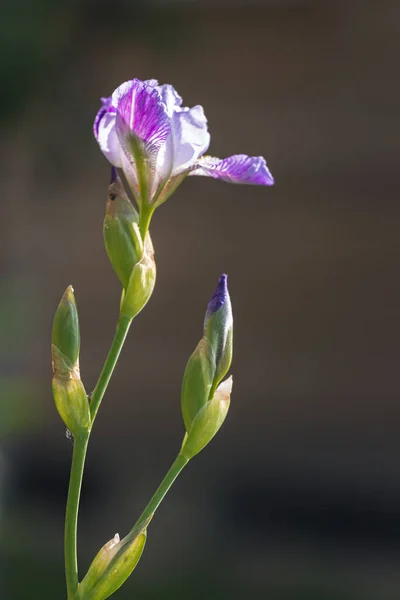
[207,274,228,317]
[93,97,114,140]
[190,154,274,186]
[115,79,171,156]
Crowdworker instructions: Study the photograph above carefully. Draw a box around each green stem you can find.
[131,453,189,532]
[90,314,132,422]
[65,433,90,600]
[138,204,154,240]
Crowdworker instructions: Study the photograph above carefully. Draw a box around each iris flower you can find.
[94,78,274,228]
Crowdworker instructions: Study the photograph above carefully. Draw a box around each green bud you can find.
[120,232,156,320]
[203,274,233,396]
[51,287,90,435]
[76,517,150,600]
[181,338,215,432]
[104,169,142,290]
[52,285,80,370]
[181,376,232,460]
[181,275,233,434]
[51,349,90,435]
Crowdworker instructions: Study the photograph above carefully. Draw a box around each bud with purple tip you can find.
[180,275,233,459]
[203,274,233,396]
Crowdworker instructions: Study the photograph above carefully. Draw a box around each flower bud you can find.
[51,287,90,435]
[203,274,233,396]
[104,168,142,290]
[52,285,80,370]
[120,232,156,320]
[76,517,150,600]
[181,376,232,460]
[181,275,233,433]
[51,354,91,436]
[181,337,215,432]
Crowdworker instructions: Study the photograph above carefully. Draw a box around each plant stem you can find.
[131,453,189,532]
[90,314,132,422]
[138,204,154,240]
[65,432,90,600]
[64,314,132,598]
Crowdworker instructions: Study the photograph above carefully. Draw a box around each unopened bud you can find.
[52,285,80,370]
[181,337,215,432]
[51,287,90,435]
[204,274,233,396]
[181,275,233,433]
[76,517,150,600]
[51,353,90,435]
[181,376,233,460]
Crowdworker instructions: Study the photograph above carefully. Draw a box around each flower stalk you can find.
[89,314,132,422]
[50,74,273,600]
[65,433,90,599]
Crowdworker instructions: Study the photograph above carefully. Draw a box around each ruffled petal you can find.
[190,154,274,185]
[157,83,183,117]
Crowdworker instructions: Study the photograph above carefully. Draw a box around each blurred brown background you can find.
[1,1,400,598]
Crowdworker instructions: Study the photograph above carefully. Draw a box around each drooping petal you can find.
[190,154,274,185]
[94,98,122,167]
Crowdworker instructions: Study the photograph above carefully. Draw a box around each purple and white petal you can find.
[190,154,274,186]
[144,78,159,88]
[149,85,182,187]
[94,98,122,167]
[115,79,171,157]
[157,83,183,117]
[169,105,210,176]
[94,76,275,205]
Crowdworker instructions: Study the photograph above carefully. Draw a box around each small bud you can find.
[104,169,143,290]
[204,274,233,396]
[120,232,156,320]
[51,287,90,435]
[181,275,233,433]
[52,285,80,370]
[181,377,233,460]
[76,517,150,600]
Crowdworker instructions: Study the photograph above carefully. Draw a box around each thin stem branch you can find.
[131,453,189,533]
[90,314,132,422]
[65,433,90,599]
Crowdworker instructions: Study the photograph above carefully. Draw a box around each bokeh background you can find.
[1,0,399,598]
